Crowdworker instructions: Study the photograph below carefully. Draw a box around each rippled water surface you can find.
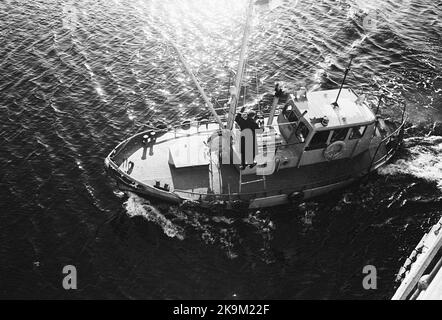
[0,0,441,299]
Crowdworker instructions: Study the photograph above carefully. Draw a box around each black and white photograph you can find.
[0,0,441,305]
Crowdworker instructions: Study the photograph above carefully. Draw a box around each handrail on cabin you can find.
[368,101,407,172]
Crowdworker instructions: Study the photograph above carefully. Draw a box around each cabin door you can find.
[349,125,372,157]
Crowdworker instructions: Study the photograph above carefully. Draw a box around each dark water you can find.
[0,0,441,299]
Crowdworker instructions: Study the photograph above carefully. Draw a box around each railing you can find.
[173,172,355,202]
[392,216,442,300]
[368,100,407,172]
[153,115,303,147]
[108,112,296,167]
[157,88,407,143]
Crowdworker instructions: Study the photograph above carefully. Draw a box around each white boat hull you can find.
[105,118,405,209]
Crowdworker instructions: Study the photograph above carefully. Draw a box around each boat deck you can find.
[118,129,385,201]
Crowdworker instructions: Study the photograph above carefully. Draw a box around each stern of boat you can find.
[368,100,407,171]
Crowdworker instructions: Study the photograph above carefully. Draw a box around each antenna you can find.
[332,56,354,108]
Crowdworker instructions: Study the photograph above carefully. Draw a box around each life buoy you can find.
[181,120,191,130]
[323,141,346,161]
[155,121,168,131]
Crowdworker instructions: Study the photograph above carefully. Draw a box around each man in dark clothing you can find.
[235,107,260,169]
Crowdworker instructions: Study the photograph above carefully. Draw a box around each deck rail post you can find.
[239,168,242,193]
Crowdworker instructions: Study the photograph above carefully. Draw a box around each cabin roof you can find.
[293,88,376,130]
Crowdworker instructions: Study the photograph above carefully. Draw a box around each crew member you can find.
[235,107,259,169]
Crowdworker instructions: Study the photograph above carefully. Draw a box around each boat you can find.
[393,216,442,300]
[105,0,407,209]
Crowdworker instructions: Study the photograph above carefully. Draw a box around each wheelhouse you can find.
[275,88,377,169]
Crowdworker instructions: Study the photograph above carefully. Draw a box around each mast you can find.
[226,0,255,130]
[147,27,223,128]
[171,41,224,127]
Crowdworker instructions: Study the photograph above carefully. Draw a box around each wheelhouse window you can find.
[349,126,367,140]
[306,130,331,150]
[283,103,298,123]
[330,128,349,143]
[295,122,309,143]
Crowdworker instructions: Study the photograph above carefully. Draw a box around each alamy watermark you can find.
[59,264,377,291]
[362,265,377,290]
[62,1,79,31]
[171,126,277,175]
[62,265,77,290]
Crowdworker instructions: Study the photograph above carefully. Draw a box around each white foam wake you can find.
[123,193,185,240]
[378,136,442,190]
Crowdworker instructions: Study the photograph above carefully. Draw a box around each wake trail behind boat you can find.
[123,192,185,240]
[379,136,442,190]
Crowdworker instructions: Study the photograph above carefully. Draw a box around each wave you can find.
[378,136,442,190]
[123,192,185,240]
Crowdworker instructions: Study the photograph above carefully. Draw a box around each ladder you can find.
[239,166,267,193]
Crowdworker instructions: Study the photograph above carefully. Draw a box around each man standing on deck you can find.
[235,107,259,169]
